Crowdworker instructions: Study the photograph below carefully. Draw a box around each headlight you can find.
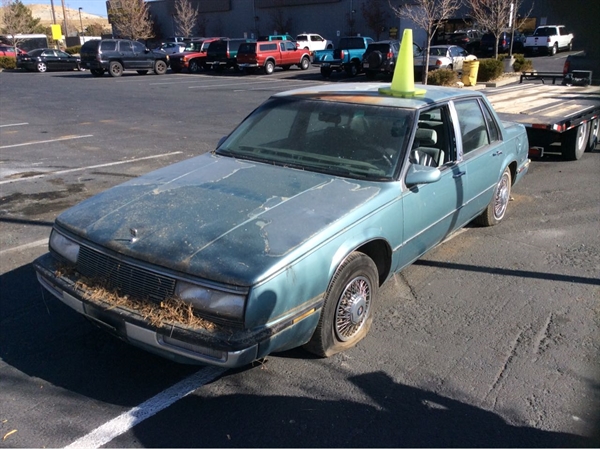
[175,281,245,321]
[49,230,80,263]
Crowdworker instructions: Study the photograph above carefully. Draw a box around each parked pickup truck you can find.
[524,25,573,56]
[237,40,311,74]
[312,36,374,77]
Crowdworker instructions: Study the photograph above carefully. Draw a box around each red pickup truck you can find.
[237,40,311,74]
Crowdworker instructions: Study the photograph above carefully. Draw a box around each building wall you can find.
[148,0,590,50]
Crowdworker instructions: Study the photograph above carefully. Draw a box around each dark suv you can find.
[205,38,255,71]
[80,39,169,77]
[362,40,421,79]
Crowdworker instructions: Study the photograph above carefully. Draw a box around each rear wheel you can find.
[562,122,589,160]
[109,61,123,77]
[304,252,378,357]
[345,61,359,77]
[36,62,47,73]
[587,118,599,151]
[264,60,275,74]
[300,56,310,70]
[475,167,512,226]
[550,43,558,56]
[154,60,167,75]
[568,40,573,51]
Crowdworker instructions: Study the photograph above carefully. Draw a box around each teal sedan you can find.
[34,83,530,367]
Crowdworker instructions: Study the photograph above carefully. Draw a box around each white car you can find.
[159,41,187,55]
[296,33,333,53]
[414,45,477,72]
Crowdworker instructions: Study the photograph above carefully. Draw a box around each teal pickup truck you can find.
[312,36,374,77]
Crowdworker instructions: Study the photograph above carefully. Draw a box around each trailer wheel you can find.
[562,122,589,160]
[586,118,599,151]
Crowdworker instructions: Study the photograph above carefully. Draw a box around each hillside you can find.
[27,4,110,29]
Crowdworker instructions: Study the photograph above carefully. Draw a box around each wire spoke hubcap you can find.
[335,276,371,341]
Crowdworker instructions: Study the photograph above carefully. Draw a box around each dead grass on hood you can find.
[54,264,217,330]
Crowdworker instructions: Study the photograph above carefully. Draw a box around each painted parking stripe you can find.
[0,238,48,256]
[0,135,94,149]
[0,122,29,127]
[0,151,183,185]
[65,367,226,449]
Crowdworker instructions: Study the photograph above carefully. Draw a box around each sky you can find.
[21,0,109,18]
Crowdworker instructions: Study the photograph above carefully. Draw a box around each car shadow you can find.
[127,370,598,447]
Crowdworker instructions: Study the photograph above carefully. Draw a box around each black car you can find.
[80,39,169,77]
[447,30,482,53]
[205,38,255,71]
[16,48,83,72]
[362,40,421,79]
[480,31,525,55]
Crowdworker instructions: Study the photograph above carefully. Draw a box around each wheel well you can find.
[508,161,517,185]
[265,58,275,65]
[355,239,392,286]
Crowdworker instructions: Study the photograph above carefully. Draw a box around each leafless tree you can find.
[269,7,292,35]
[196,15,208,37]
[1,0,42,48]
[173,0,198,38]
[466,0,532,59]
[107,0,154,41]
[389,0,462,84]
[362,0,391,41]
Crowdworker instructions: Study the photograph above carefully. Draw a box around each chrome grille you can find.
[77,246,176,302]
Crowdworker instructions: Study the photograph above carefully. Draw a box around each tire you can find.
[550,43,557,56]
[300,56,310,70]
[137,70,148,75]
[568,40,573,51]
[36,62,47,73]
[90,68,104,77]
[587,118,599,151]
[264,60,275,75]
[562,122,589,160]
[345,62,359,77]
[304,252,378,357]
[109,61,123,77]
[320,67,332,78]
[154,60,167,75]
[189,59,201,73]
[475,167,512,226]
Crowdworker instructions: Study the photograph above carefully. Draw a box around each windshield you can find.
[216,97,413,180]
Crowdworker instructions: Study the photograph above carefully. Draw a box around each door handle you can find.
[492,150,503,156]
[453,171,466,178]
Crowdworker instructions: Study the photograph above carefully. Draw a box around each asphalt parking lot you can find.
[1,65,599,448]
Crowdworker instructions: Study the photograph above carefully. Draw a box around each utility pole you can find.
[79,7,84,36]
[50,0,57,24]
[60,0,68,42]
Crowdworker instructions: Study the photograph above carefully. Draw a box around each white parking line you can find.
[0,151,183,185]
[65,367,226,449]
[0,135,94,149]
[0,122,29,128]
[0,238,48,256]
[188,78,294,89]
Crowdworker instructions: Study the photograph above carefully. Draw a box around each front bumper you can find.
[34,253,261,367]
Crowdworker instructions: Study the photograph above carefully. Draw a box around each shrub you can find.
[512,53,533,72]
[477,58,503,82]
[427,68,457,86]
[65,45,81,55]
[0,56,17,70]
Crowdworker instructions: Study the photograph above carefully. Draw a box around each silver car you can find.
[415,45,477,72]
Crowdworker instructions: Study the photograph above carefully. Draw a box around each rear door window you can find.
[100,41,116,52]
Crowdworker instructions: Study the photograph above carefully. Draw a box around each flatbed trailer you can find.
[485,84,600,160]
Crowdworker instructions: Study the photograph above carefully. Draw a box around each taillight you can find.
[547,37,551,43]
[501,39,507,46]
[339,50,345,59]
[436,59,442,66]
[563,60,570,75]
[387,51,393,59]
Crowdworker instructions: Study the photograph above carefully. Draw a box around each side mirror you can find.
[405,164,441,186]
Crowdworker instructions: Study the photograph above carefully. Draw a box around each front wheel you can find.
[475,167,512,226]
[154,60,167,75]
[189,59,201,73]
[304,252,378,357]
[36,62,47,73]
[300,56,310,70]
[562,122,589,160]
[109,61,123,77]
[345,62,359,77]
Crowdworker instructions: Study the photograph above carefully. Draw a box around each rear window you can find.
[297,35,308,41]
[366,43,391,53]
[339,37,367,49]
[238,43,257,54]
[534,28,553,37]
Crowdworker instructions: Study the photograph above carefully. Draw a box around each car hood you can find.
[57,154,381,286]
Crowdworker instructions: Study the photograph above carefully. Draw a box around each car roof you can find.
[273,83,484,109]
